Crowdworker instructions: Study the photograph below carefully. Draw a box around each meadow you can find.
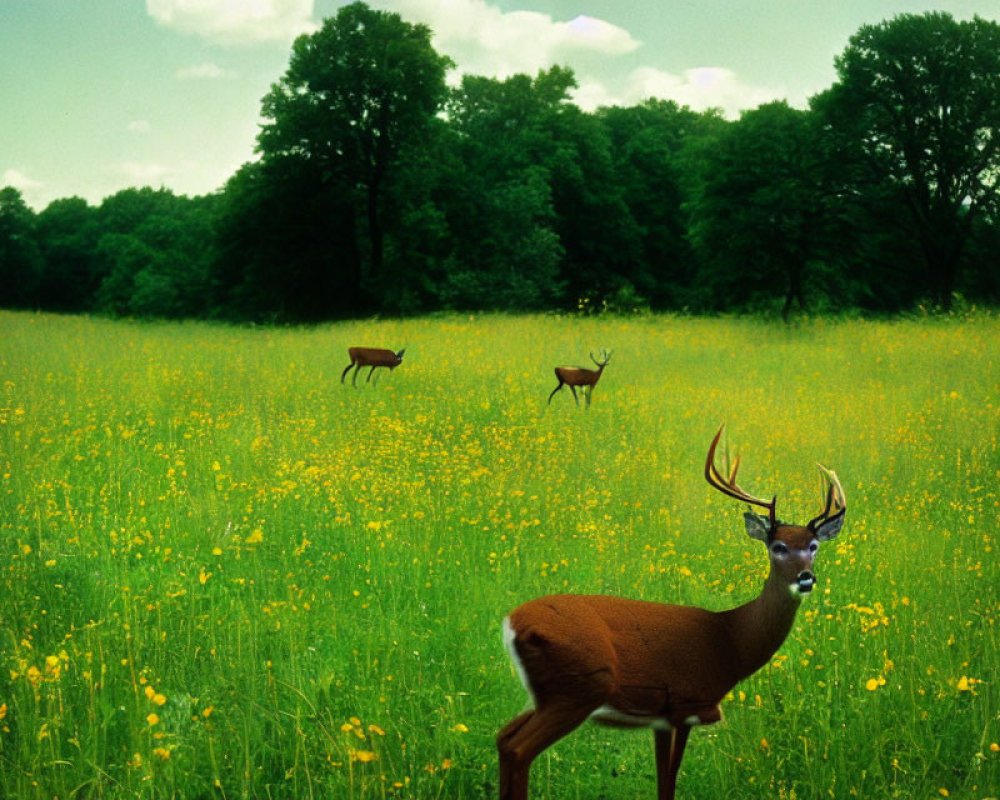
[0,309,997,799]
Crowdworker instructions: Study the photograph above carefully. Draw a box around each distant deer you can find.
[497,425,846,800]
[340,347,405,387]
[547,349,612,407]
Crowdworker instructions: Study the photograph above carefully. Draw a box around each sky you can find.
[2,0,997,210]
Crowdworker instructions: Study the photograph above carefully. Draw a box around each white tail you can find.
[547,349,611,407]
[340,347,405,387]
[497,425,846,799]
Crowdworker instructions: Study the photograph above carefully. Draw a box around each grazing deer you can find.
[547,350,612,407]
[497,425,846,800]
[340,347,405,387]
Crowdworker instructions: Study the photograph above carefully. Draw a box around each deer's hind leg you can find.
[654,724,690,800]
[498,704,594,800]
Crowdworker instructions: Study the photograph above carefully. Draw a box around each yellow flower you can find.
[153,747,170,760]
[865,678,880,691]
[0,703,7,720]
[245,529,263,544]
[452,723,469,733]
[351,749,378,763]
[146,713,160,726]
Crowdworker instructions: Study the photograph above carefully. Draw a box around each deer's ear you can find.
[744,511,771,542]
[812,512,844,542]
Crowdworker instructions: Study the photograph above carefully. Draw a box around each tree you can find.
[258,1,452,308]
[599,100,724,308]
[814,12,1000,309]
[445,66,638,309]
[0,186,43,308]
[213,159,357,321]
[92,187,218,318]
[35,197,101,312]
[687,102,844,318]
[440,69,574,309]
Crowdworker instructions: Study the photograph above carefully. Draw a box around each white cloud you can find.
[376,0,639,79]
[376,1,777,116]
[3,168,43,191]
[146,0,317,45]
[120,161,174,184]
[176,62,240,80]
[575,66,783,117]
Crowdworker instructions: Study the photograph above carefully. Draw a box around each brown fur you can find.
[498,521,837,800]
[341,347,404,386]
[547,352,610,407]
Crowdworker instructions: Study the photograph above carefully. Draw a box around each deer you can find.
[547,349,612,407]
[497,425,846,800]
[340,347,405,387]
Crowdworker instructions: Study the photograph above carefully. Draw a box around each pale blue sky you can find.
[2,0,996,209]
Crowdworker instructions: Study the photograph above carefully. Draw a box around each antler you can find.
[590,350,611,367]
[807,465,846,532]
[704,425,777,526]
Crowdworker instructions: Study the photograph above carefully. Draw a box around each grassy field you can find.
[0,309,998,799]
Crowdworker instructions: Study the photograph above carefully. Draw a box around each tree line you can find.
[2,5,998,322]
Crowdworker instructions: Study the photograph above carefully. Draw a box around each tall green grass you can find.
[0,310,997,798]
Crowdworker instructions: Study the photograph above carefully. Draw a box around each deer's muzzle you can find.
[795,571,816,594]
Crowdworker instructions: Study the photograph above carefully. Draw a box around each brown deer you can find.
[547,350,611,407]
[497,425,846,800]
[340,347,405,387]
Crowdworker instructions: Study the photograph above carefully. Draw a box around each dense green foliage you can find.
[1,310,998,798]
[2,6,999,320]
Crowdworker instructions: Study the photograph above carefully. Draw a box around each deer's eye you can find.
[808,541,819,554]
[770,542,789,557]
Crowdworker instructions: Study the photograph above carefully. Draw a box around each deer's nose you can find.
[796,571,816,594]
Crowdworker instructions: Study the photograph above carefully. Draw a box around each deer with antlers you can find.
[547,350,612,407]
[497,425,846,800]
[340,347,405,387]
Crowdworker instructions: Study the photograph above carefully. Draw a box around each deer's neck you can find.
[723,571,802,682]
